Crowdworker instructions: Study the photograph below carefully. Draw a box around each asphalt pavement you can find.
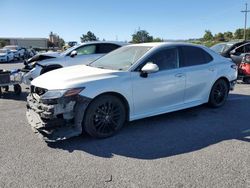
[0,61,249,188]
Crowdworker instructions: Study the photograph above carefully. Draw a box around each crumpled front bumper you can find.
[26,94,91,142]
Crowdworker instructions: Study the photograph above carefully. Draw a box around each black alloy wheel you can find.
[83,95,126,138]
[208,79,229,108]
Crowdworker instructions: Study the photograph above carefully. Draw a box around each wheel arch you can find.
[90,91,130,122]
[206,76,230,103]
[213,76,230,89]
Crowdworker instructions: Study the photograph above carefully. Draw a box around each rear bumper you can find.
[26,94,91,142]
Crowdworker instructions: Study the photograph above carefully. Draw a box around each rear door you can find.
[179,46,216,104]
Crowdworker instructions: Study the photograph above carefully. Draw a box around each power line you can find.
[241,3,250,40]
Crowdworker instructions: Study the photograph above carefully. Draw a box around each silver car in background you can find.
[22,41,128,85]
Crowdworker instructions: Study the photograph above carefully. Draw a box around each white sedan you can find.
[0,49,14,62]
[22,41,128,85]
[26,42,238,141]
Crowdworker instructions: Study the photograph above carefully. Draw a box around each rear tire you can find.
[83,95,126,138]
[208,79,229,108]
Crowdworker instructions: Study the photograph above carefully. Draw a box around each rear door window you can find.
[96,43,120,54]
[179,46,213,67]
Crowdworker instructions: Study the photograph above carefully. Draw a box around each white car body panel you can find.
[31,43,237,122]
[131,68,186,118]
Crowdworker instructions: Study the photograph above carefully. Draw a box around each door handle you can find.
[175,73,184,78]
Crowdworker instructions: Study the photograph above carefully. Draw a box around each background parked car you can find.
[210,40,250,65]
[3,45,25,60]
[27,48,37,58]
[0,48,14,62]
[22,41,128,85]
[238,54,250,83]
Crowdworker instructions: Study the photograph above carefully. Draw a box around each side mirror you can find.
[140,62,159,77]
[230,50,236,55]
[70,50,77,57]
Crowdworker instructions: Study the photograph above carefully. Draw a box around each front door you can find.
[131,47,186,117]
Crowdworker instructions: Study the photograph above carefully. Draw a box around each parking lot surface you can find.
[0,62,249,188]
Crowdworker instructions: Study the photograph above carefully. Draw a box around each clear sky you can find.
[0,0,249,42]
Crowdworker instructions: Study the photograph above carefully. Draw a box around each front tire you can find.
[83,95,126,138]
[208,79,229,108]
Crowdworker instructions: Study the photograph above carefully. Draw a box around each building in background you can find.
[0,32,64,50]
[0,37,48,48]
[48,32,64,48]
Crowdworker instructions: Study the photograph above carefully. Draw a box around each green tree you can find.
[80,31,98,42]
[223,31,233,41]
[48,41,55,48]
[132,30,153,43]
[0,39,8,48]
[153,37,164,42]
[203,30,213,41]
[59,38,65,48]
[214,33,225,41]
[234,29,244,39]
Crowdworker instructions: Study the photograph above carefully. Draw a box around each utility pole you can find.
[241,3,250,40]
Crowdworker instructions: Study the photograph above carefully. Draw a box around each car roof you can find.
[79,41,129,46]
[129,42,205,49]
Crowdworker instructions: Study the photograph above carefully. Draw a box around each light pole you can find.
[241,3,250,40]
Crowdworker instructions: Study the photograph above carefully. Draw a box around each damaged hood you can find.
[26,52,61,64]
[31,65,124,90]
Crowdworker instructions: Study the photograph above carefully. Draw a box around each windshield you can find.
[210,43,233,53]
[90,46,152,70]
[4,46,17,50]
[60,44,81,56]
[0,49,7,53]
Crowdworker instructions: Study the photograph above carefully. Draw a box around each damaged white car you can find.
[23,41,127,85]
[26,43,237,142]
